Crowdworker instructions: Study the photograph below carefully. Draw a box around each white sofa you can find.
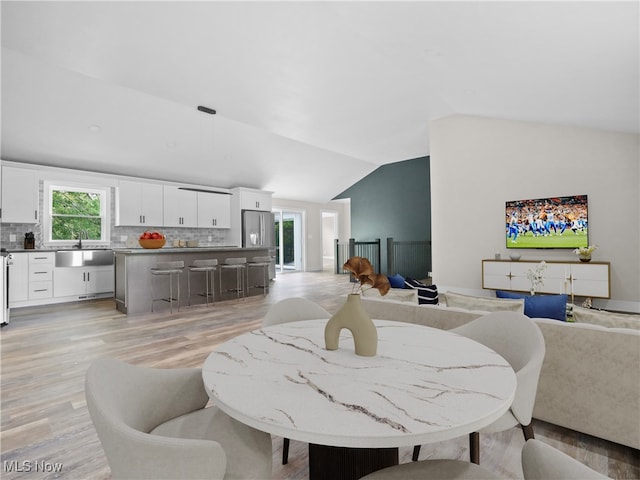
[361,295,640,450]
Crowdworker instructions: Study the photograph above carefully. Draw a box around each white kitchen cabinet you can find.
[238,188,272,212]
[9,252,56,306]
[115,180,164,227]
[482,259,610,298]
[54,266,114,298]
[8,253,28,303]
[27,252,54,300]
[1,166,39,224]
[163,186,197,227]
[197,192,231,228]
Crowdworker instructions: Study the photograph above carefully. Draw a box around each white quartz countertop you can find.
[202,319,516,449]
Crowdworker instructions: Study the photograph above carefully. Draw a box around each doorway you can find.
[322,211,338,272]
[274,210,303,273]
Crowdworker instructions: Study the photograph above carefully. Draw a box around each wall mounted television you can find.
[506,194,588,249]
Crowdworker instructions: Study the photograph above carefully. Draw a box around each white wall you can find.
[430,115,639,312]
[272,198,350,272]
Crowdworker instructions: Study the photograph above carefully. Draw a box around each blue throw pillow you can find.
[387,273,406,289]
[496,290,567,321]
[404,278,438,305]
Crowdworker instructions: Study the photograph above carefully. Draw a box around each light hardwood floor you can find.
[1,270,638,479]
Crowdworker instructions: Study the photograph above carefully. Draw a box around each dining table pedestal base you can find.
[308,443,398,480]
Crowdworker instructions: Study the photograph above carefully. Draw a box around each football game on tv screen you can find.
[506,194,589,249]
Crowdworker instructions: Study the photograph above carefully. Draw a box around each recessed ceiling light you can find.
[88,124,102,133]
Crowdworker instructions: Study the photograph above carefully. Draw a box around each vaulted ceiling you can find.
[2,1,638,203]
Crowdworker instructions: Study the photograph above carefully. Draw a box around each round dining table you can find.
[202,319,516,480]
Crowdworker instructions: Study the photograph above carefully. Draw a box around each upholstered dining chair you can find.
[522,439,611,479]
[360,458,495,479]
[362,439,610,480]
[262,296,331,327]
[413,311,546,465]
[262,297,331,464]
[85,357,272,480]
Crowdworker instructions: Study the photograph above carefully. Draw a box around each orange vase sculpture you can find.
[324,294,377,357]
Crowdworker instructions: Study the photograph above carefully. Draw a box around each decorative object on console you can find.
[574,244,597,262]
[325,256,389,357]
[496,290,568,321]
[526,261,547,295]
[509,253,521,261]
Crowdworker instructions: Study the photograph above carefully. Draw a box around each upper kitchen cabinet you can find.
[228,187,273,246]
[1,166,39,223]
[163,186,197,228]
[115,180,164,227]
[235,188,272,212]
[197,192,231,228]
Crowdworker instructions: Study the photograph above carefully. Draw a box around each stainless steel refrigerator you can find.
[242,210,276,279]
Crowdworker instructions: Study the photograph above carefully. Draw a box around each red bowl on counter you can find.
[139,238,166,249]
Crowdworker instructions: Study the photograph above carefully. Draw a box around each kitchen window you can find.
[44,181,110,246]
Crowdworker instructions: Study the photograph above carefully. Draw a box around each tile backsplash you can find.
[1,185,231,250]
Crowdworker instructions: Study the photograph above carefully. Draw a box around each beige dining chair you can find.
[413,311,546,464]
[263,296,331,327]
[522,439,611,479]
[85,357,272,480]
[262,297,331,464]
[362,439,610,480]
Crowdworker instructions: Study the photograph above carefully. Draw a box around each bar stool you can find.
[150,261,184,313]
[187,259,218,306]
[246,256,271,296]
[219,257,247,300]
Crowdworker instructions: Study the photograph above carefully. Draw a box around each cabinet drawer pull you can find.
[33,289,48,292]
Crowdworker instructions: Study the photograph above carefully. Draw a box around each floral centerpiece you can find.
[343,256,390,296]
[526,261,547,295]
[325,256,389,357]
[574,245,597,262]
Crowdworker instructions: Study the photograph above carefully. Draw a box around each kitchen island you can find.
[114,247,272,315]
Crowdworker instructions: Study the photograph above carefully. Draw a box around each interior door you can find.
[274,210,303,272]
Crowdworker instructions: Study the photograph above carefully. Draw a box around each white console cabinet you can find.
[482,259,610,298]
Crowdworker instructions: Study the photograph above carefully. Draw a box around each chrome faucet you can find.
[74,230,89,249]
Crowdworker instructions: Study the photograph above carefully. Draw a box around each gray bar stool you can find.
[150,261,184,313]
[219,257,247,300]
[187,259,218,306]
[246,256,271,296]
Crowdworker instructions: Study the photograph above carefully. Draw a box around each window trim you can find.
[43,180,111,247]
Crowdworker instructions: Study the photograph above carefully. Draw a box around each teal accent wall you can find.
[334,156,431,274]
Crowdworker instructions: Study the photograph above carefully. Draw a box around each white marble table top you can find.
[202,319,516,449]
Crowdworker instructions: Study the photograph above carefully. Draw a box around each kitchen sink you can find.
[55,249,114,267]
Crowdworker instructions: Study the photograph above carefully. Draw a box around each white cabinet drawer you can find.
[29,265,53,282]
[29,253,54,265]
[29,281,53,299]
